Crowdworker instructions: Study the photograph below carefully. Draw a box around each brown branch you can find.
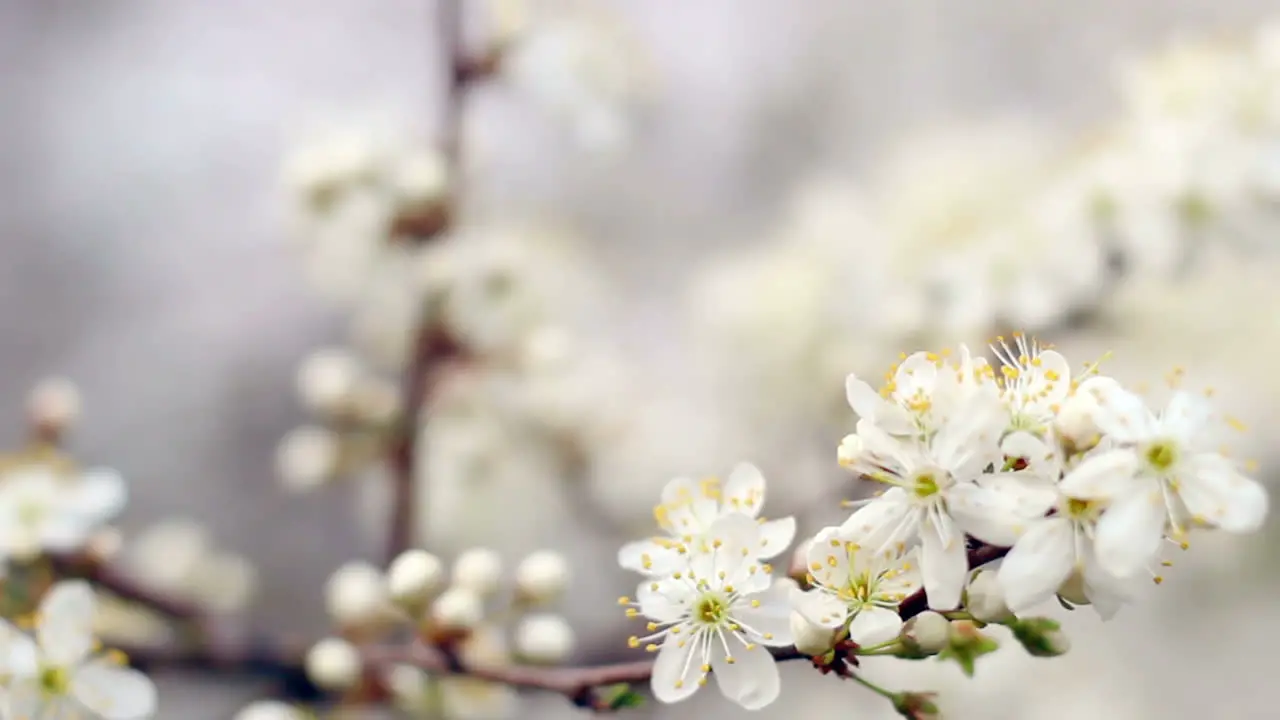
[49,554,204,622]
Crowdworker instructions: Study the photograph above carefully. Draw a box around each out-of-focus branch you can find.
[49,554,204,622]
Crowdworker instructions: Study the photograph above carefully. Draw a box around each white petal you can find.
[650,634,702,704]
[839,490,911,547]
[1160,391,1211,440]
[788,588,847,629]
[71,660,158,720]
[7,678,59,719]
[1091,388,1155,443]
[617,539,681,576]
[733,594,793,646]
[1093,488,1167,578]
[846,606,903,647]
[722,463,767,518]
[756,517,795,560]
[71,469,128,522]
[39,515,94,553]
[852,419,914,474]
[0,620,38,677]
[38,581,96,666]
[893,353,938,399]
[1058,449,1139,500]
[1027,350,1072,406]
[1000,431,1052,466]
[638,579,693,624]
[933,393,1009,473]
[920,518,968,611]
[845,374,885,421]
[1079,545,1135,621]
[660,477,698,507]
[979,473,1059,516]
[947,482,1033,547]
[997,519,1074,612]
[710,632,780,710]
[1181,454,1269,533]
[805,527,851,589]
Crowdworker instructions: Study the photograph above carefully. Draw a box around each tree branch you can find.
[49,553,204,622]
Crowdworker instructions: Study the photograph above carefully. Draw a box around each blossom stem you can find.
[848,672,899,700]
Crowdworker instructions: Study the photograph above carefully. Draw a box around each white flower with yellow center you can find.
[620,514,793,710]
[993,432,1143,619]
[989,334,1072,433]
[617,463,795,577]
[844,347,993,438]
[839,390,1026,611]
[789,527,921,646]
[0,466,127,562]
[1079,387,1269,578]
[0,581,157,719]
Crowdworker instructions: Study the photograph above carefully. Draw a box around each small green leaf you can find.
[600,683,645,709]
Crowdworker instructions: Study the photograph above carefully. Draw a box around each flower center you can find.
[1065,497,1105,522]
[1143,440,1179,472]
[912,471,943,499]
[694,594,728,625]
[837,572,875,605]
[40,666,69,696]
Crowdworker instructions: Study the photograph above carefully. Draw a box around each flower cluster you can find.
[618,337,1270,712]
[839,336,1267,618]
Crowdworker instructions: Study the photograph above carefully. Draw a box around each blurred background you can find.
[4,0,1280,717]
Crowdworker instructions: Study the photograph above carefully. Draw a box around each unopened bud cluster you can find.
[305,546,575,693]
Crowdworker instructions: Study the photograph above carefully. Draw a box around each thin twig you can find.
[49,554,204,622]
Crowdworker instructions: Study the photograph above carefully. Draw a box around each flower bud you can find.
[965,570,1013,623]
[324,562,388,626]
[514,550,569,603]
[391,150,449,208]
[388,550,445,606]
[899,610,950,655]
[297,348,362,415]
[789,611,836,655]
[28,377,81,433]
[305,637,362,690]
[432,586,484,631]
[452,548,503,596]
[837,434,863,467]
[1054,377,1119,452]
[275,426,340,493]
[893,691,941,720]
[233,701,305,720]
[1010,617,1071,657]
[382,664,429,706]
[514,613,575,663]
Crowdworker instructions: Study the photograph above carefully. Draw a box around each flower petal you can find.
[617,539,681,576]
[37,580,96,666]
[1093,488,1167,578]
[947,482,1033,547]
[839,490,911,548]
[1058,449,1139,500]
[71,469,128,522]
[71,660,158,720]
[1160,391,1211,440]
[638,579,693,624]
[733,593,793,646]
[920,518,968,611]
[997,519,1074,613]
[789,587,847,629]
[1181,454,1269,533]
[0,620,38,677]
[722,463,767,518]
[650,634,702,704]
[710,632,780,710]
[846,606,903,647]
[805,527,851,589]
[756,517,795,561]
[1079,545,1135,621]
[1091,387,1155,444]
[845,374,885,421]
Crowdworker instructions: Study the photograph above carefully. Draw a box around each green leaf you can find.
[600,683,645,710]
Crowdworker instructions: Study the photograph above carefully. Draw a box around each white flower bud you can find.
[387,549,445,605]
[351,376,400,425]
[391,150,449,207]
[790,610,836,655]
[514,614,575,663]
[432,586,484,630]
[191,552,258,614]
[452,548,503,596]
[514,550,569,603]
[275,426,340,492]
[966,570,1013,623]
[305,637,362,690]
[28,377,81,431]
[297,348,362,415]
[837,433,863,467]
[324,562,388,626]
[233,701,305,720]
[900,610,951,654]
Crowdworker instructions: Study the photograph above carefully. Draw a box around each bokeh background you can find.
[4,0,1280,717]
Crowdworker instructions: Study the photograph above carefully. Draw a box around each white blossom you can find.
[514,614,575,663]
[387,549,445,605]
[305,637,362,691]
[0,581,157,719]
[0,465,127,562]
[617,463,796,578]
[621,514,793,710]
[27,377,82,431]
[452,548,504,597]
[324,562,389,626]
[432,587,485,631]
[233,701,306,720]
[275,426,340,492]
[789,527,921,646]
[514,549,570,603]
